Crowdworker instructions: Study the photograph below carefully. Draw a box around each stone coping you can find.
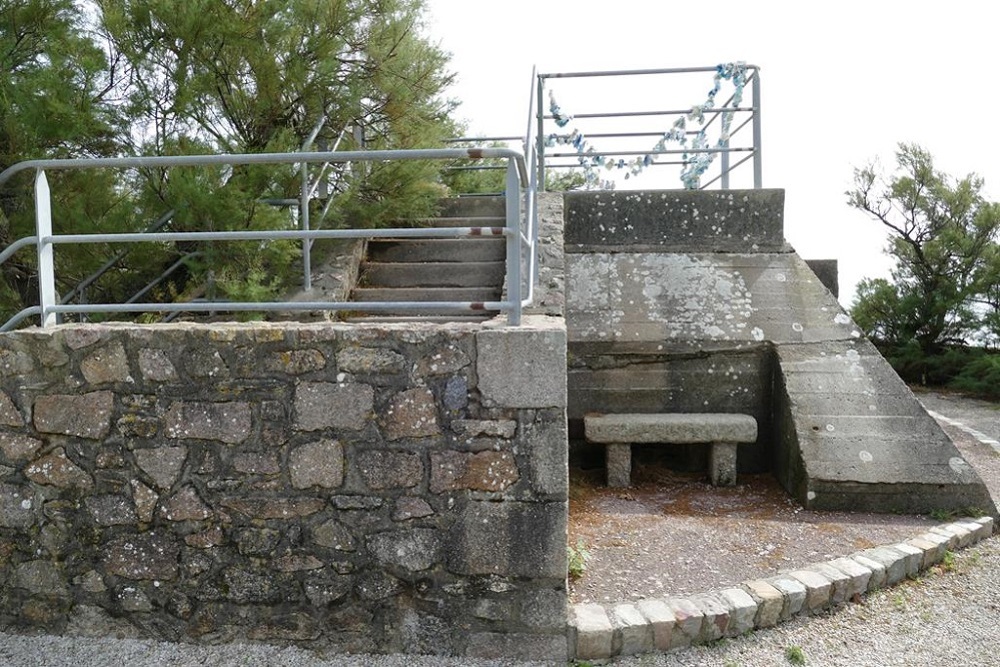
[567,517,995,661]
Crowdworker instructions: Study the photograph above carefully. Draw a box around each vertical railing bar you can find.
[505,160,521,325]
[300,160,312,291]
[752,72,762,188]
[299,115,328,293]
[536,74,547,191]
[721,143,731,190]
[35,170,57,327]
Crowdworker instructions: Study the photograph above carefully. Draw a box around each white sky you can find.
[425,0,1000,307]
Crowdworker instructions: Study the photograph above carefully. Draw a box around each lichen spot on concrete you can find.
[949,457,971,472]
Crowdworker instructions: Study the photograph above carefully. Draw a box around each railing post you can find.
[300,161,312,291]
[721,139,731,190]
[505,161,522,326]
[35,170,57,327]
[536,74,546,192]
[752,70,762,188]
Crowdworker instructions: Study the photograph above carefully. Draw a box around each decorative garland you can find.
[545,62,748,189]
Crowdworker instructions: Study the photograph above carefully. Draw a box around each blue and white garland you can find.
[546,62,748,189]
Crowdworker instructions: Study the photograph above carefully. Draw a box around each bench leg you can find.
[606,443,631,488]
[709,442,738,487]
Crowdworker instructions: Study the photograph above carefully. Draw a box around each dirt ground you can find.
[567,466,939,604]
[567,391,999,605]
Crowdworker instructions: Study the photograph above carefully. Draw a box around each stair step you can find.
[408,216,506,229]
[351,287,501,303]
[345,314,496,324]
[359,261,505,288]
[367,238,506,263]
[437,195,505,218]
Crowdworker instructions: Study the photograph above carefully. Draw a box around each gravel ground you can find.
[609,538,1000,666]
[0,633,552,667]
[2,391,998,666]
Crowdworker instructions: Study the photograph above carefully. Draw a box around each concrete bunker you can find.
[562,189,996,515]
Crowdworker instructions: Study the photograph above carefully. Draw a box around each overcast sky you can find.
[425,0,1000,307]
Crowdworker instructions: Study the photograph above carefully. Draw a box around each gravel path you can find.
[0,635,553,667]
[609,538,1000,666]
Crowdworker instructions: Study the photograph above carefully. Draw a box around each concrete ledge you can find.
[564,189,787,253]
[567,517,995,660]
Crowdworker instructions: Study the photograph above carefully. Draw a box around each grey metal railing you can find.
[536,65,761,190]
[0,147,536,331]
[41,120,350,321]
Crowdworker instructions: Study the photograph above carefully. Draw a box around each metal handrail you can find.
[522,66,541,306]
[535,65,761,190]
[58,117,347,322]
[0,148,530,188]
[0,147,535,331]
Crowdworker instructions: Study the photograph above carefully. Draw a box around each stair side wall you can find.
[0,318,569,662]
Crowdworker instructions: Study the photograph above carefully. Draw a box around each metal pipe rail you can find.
[535,65,761,190]
[0,147,536,331]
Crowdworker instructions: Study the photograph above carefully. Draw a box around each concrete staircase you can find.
[346,196,507,322]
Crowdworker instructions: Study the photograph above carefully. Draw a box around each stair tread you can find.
[345,314,497,323]
[407,216,507,227]
[352,287,501,300]
[367,238,505,263]
[360,260,505,268]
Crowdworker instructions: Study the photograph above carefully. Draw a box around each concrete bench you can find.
[583,413,758,488]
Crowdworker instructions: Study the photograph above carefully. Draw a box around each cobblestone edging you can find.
[568,517,994,661]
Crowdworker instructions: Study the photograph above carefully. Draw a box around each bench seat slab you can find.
[584,413,758,488]
[585,413,758,444]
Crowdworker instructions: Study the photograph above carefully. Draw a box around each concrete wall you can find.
[0,318,568,661]
[564,190,790,475]
[568,342,774,473]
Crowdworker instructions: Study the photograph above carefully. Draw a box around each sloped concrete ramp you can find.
[776,339,994,513]
[564,189,996,516]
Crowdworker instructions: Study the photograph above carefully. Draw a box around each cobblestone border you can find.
[567,517,994,661]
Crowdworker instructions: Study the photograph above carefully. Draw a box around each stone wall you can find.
[0,317,569,661]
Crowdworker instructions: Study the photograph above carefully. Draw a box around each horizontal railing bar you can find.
[539,65,759,79]
[0,147,529,189]
[543,106,754,121]
[0,306,42,332]
[548,130,709,140]
[443,165,508,172]
[46,300,514,315]
[41,226,511,245]
[545,160,688,168]
[0,236,38,264]
[546,147,754,158]
[446,136,521,143]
